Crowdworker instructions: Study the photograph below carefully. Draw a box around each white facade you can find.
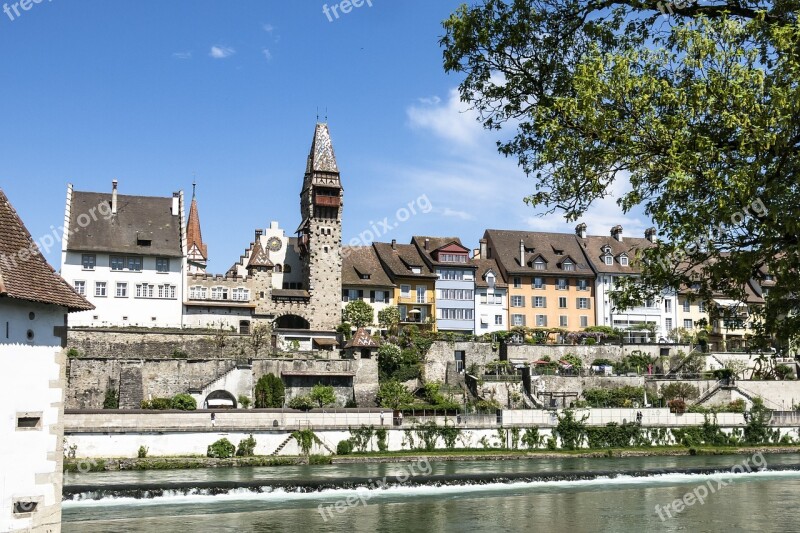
[595,275,679,340]
[0,300,68,533]
[231,222,304,290]
[61,252,184,328]
[341,287,394,330]
[474,273,507,335]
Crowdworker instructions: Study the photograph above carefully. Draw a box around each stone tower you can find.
[297,123,343,330]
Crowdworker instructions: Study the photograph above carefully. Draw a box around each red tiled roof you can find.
[186,192,207,260]
[345,327,381,349]
[247,239,273,268]
[0,189,93,312]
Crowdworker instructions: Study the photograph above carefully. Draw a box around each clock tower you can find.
[297,123,343,330]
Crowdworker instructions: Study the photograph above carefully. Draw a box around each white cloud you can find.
[263,23,274,33]
[209,46,235,59]
[262,48,273,61]
[440,207,475,221]
[172,51,192,60]
[407,88,483,147]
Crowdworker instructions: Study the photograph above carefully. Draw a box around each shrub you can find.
[171,350,188,359]
[292,429,318,456]
[238,395,251,409]
[207,438,236,459]
[137,446,148,458]
[288,395,315,411]
[171,393,197,411]
[343,300,375,328]
[668,399,687,414]
[103,388,119,409]
[66,348,80,358]
[254,373,286,408]
[310,384,337,408]
[142,398,173,410]
[377,380,413,409]
[236,435,257,457]
[337,439,354,455]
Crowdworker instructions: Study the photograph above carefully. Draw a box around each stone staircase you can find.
[271,435,295,456]
[118,364,144,409]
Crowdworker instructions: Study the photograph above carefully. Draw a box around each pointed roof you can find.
[186,185,207,260]
[247,239,273,268]
[345,327,381,349]
[0,189,93,312]
[306,123,339,174]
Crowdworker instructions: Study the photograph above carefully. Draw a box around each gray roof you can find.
[577,234,653,274]
[411,236,476,269]
[474,258,508,289]
[342,246,394,287]
[372,242,437,281]
[67,191,183,257]
[485,229,594,278]
[306,123,339,174]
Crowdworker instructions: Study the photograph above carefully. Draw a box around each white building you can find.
[0,189,93,532]
[575,224,679,341]
[341,246,395,332]
[473,256,508,335]
[60,181,186,328]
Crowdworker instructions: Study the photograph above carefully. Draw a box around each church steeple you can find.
[186,182,208,273]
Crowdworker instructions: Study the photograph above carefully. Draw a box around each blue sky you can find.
[0,0,649,272]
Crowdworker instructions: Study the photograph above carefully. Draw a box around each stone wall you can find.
[506,343,692,367]
[67,328,247,359]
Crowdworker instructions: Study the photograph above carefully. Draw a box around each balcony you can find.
[314,195,340,207]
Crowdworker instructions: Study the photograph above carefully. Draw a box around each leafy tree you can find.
[249,323,272,357]
[103,387,119,409]
[660,382,700,402]
[288,395,315,411]
[207,438,236,459]
[377,380,414,409]
[236,435,257,457]
[254,373,285,408]
[442,0,800,347]
[343,300,375,328]
[310,384,337,408]
[378,306,402,334]
[171,393,197,411]
[292,429,319,456]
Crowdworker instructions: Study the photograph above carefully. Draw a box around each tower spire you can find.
[186,182,207,273]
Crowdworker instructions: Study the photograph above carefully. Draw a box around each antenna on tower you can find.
[325,107,328,122]
[192,173,197,198]
[316,107,319,122]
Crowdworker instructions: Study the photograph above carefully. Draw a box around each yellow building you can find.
[484,230,596,332]
[373,240,437,331]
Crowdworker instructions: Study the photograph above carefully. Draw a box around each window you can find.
[136,284,154,298]
[283,264,292,274]
[190,286,207,300]
[495,315,503,325]
[94,282,107,297]
[577,279,588,291]
[411,267,422,274]
[534,296,546,308]
[440,309,474,320]
[683,299,691,312]
[533,259,546,270]
[74,281,86,296]
[158,284,177,299]
[560,315,568,327]
[156,258,170,273]
[211,287,229,300]
[558,297,567,309]
[511,295,524,307]
[764,274,774,281]
[344,289,360,302]
[619,255,629,266]
[486,293,502,305]
[577,297,590,310]
[562,260,575,271]
[513,277,521,288]
[536,315,547,327]
[110,256,125,271]
[604,255,613,266]
[439,270,464,280]
[699,301,706,313]
[684,319,693,329]
[440,253,467,263]
[416,286,426,304]
[512,314,525,326]
[401,285,411,298]
[557,278,568,290]
[439,289,474,300]
[16,413,42,430]
[231,288,249,301]
[762,288,770,297]
[82,254,96,270]
[127,256,143,272]
[580,316,589,328]
[533,277,544,289]
[665,299,672,313]
[399,305,407,321]
[115,282,127,298]
[665,318,673,332]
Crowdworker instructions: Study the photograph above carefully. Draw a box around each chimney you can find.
[111,179,118,215]
[391,239,397,250]
[611,225,623,242]
[519,239,525,266]
[479,238,487,259]
[255,229,264,240]
[645,227,657,243]
[172,192,180,216]
[575,223,587,239]
[424,238,430,250]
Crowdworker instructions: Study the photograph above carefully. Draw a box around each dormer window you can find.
[619,255,629,267]
[411,267,421,274]
[602,245,612,254]
[533,258,546,271]
[604,255,613,266]
[360,273,371,280]
[561,259,575,271]
[439,253,467,263]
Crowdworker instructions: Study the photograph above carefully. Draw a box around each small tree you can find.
[254,373,285,408]
[103,387,119,409]
[660,382,700,402]
[378,306,401,334]
[377,380,413,409]
[343,300,374,328]
[310,384,337,408]
[249,323,272,357]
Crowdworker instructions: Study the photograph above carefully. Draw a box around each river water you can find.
[63,453,800,532]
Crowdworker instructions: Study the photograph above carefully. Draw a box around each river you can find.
[62,453,800,532]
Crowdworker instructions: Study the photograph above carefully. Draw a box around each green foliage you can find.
[249,323,272,357]
[561,353,583,370]
[378,343,421,382]
[254,374,285,408]
[522,427,545,450]
[668,399,687,414]
[66,348,81,358]
[336,439,354,455]
[237,395,251,409]
[336,322,353,340]
[660,382,700,402]
[310,384,337,408]
[309,455,332,465]
[554,409,588,450]
[473,399,501,413]
[441,0,800,344]
[171,394,197,411]
[375,427,389,452]
[438,425,461,450]
[485,360,513,375]
[292,429,319,456]
[378,306,402,333]
[591,358,613,367]
[349,426,376,452]
[137,446,148,459]
[377,380,414,409]
[288,395,315,411]
[140,398,172,410]
[207,438,236,459]
[614,352,657,375]
[171,350,188,359]
[775,364,795,380]
[744,399,775,445]
[583,386,644,408]
[236,435,257,457]
[671,415,731,447]
[103,388,119,409]
[586,422,643,449]
[343,300,375,328]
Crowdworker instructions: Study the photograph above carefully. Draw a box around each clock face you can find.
[267,237,282,252]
